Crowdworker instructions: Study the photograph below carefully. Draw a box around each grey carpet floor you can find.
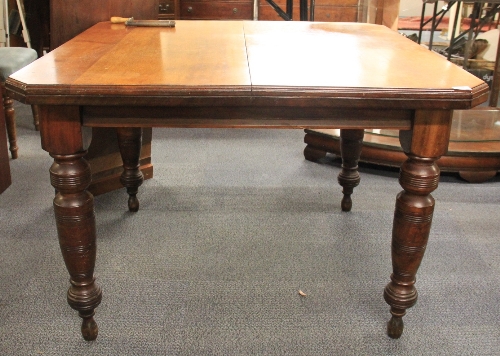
[1,103,500,355]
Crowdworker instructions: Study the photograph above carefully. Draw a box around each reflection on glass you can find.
[365,109,500,143]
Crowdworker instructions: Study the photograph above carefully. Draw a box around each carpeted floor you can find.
[1,103,500,355]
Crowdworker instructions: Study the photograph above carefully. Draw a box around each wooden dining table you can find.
[6,20,489,341]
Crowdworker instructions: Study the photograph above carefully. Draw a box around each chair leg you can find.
[2,87,18,159]
[31,105,40,131]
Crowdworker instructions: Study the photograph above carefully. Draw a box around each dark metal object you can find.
[448,1,462,59]
[286,0,293,19]
[310,0,315,21]
[445,3,500,60]
[419,1,500,57]
[125,19,176,27]
[265,0,316,21]
[299,0,307,21]
[418,0,456,48]
[265,0,291,21]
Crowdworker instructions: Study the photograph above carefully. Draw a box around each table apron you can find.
[82,106,413,130]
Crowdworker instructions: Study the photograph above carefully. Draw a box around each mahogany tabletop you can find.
[2,20,492,341]
[6,20,489,110]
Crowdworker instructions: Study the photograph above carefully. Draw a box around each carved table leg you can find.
[337,129,364,212]
[384,155,438,338]
[50,152,102,341]
[384,109,452,338]
[116,127,144,212]
[3,92,18,159]
[39,105,101,340]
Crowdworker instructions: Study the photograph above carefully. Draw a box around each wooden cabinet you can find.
[159,0,177,19]
[50,0,159,49]
[179,0,254,20]
[172,1,385,24]
[258,0,361,22]
[314,0,360,22]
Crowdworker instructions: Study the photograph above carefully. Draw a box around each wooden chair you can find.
[0,47,38,159]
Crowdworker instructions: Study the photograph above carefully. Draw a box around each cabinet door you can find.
[180,0,253,20]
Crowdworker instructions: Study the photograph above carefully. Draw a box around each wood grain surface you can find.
[7,21,488,110]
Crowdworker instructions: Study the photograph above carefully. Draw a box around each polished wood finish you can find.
[6,20,489,340]
[40,105,102,341]
[385,109,452,338]
[0,95,11,194]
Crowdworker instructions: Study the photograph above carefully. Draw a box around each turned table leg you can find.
[116,127,144,212]
[3,91,18,159]
[50,152,102,341]
[384,155,438,338]
[384,109,452,338]
[38,105,101,340]
[337,129,364,212]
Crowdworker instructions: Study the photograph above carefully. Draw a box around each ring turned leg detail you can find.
[337,129,364,212]
[50,152,102,341]
[116,127,144,212]
[384,155,439,338]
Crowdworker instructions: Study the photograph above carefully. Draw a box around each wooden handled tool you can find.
[110,17,175,27]
[110,16,132,24]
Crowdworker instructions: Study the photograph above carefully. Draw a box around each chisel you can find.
[110,17,175,27]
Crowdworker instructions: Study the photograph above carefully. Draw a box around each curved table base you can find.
[304,129,500,183]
